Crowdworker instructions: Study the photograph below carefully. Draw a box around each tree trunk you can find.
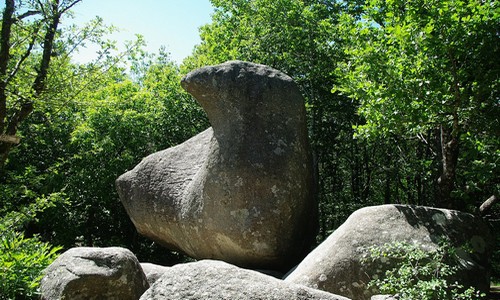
[0,1,62,168]
[437,125,459,208]
[384,150,392,204]
[0,0,14,128]
[437,48,463,210]
[0,0,15,169]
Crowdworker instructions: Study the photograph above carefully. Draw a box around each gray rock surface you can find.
[284,204,493,300]
[40,247,149,300]
[140,263,170,285]
[140,260,351,300]
[116,61,316,270]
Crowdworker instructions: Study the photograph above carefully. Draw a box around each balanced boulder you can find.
[140,260,351,300]
[40,247,148,300]
[116,61,316,270]
[284,204,493,300]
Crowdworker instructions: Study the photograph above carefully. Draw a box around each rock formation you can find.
[284,204,493,300]
[41,248,351,300]
[116,61,316,270]
[40,247,149,300]
[42,61,496,299]
[140,260,350,300]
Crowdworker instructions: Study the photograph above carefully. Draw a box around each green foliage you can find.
[363,241,486,299]
[335,0,500,207]
[1,1,498,292]
[13,40,206,263]
[336,0,499,135]
[0,196,62,300]
[2,6,205,273]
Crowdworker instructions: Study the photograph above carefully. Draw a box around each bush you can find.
[0,196,63,300]
[363,241,486,300]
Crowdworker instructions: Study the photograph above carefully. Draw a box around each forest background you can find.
[0,0,498,298]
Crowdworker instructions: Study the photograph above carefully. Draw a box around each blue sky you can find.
[57,0,214,64]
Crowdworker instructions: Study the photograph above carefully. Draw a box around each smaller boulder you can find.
[285,205,493,300]
[40,247,149,300]
[140,260,351,300]
[140,263,170,285]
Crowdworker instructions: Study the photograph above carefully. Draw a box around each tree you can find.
[336,0,499,209]
[0,0,81,167]
[1,9,206,295]
[1,0,208,269]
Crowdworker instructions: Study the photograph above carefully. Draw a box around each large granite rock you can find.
[116,61,316,270]
[284,205,493,300]
[40,247,149,300]
[140,260,351,300]
[140,263,170,286]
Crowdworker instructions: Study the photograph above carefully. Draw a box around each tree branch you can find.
[7,23,42,83]
[5,101,33,135]
[32,1,61,96]
[0,134,20,144]
[15,10,41,21]
[59,0,82,15]
[36,0,47,17]
[60,18,102,59]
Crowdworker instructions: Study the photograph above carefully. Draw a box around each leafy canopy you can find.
[335,0,499,139]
